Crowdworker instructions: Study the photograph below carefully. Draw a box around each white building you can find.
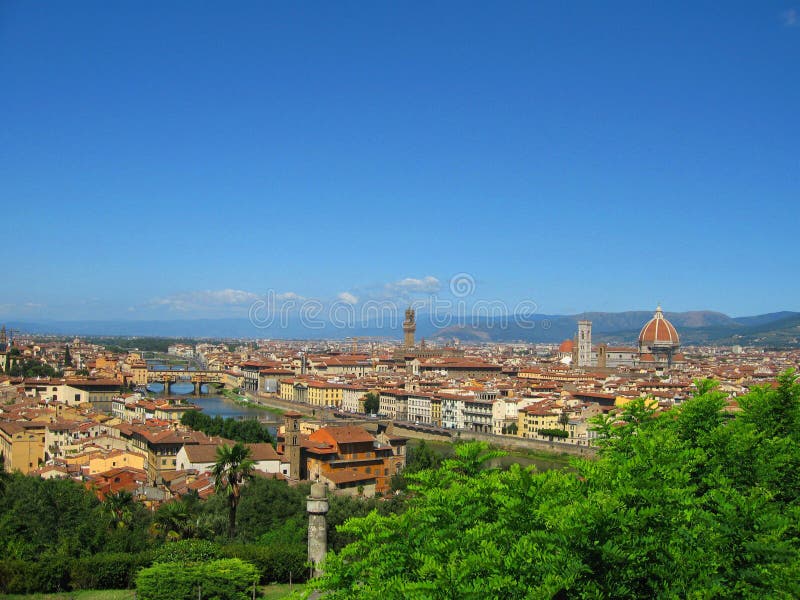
[176,442,288,477]
[440,394,467,430]
[341,385,369,413]
[406,393,433,424]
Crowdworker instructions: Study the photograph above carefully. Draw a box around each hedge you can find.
[136,558,259,600]
[221,543,309,583]
[71,551,152,590]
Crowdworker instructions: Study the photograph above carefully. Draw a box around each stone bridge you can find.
[146,369,225,394]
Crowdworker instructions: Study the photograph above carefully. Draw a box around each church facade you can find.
[565,306,684,370]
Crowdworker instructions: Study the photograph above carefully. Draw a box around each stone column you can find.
[306,481,329,578]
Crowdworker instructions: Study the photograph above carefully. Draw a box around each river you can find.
[145,382,280,422]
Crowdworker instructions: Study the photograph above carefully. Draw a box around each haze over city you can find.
[2,2,799,324]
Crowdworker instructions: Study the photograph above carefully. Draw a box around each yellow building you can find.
[518,405,561,439]
[0,421,47,474]
[87,450,146,475]
[224,371,244,390]
[94,356,118,372]
[430,396,442,427]
[614,395,659,409]
[130,363,148,386]
[306,381,345,407]
[279,379,297,402]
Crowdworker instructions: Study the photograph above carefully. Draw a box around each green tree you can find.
[153,499,199,541]
[538,427,569,439]
[558,407,570,431]
[363,392,380,415]
[63,344,72,367]
[213,443,255,539]
[103,490,135,530]
[315,373,800,598]
[0,453,7,492]
[233,476,309,543]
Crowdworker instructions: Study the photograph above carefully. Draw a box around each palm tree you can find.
[213,442,255,539]
[153,498,196,540]
[103,490,135,529]
[558,408,570,432]
[0,453,9,494]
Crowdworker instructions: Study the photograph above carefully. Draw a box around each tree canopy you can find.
[316,371,800,598]
[180,411,272,444]
[364,392,380,415]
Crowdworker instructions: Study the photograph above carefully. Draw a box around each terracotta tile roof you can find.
[315,425,376,444]
[324,469,377,484]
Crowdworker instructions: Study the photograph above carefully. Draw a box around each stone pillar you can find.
[193,381,201,396]
[307,482,329,578]
[163,378,170,395]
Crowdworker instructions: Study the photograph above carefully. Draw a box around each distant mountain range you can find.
[6,310,800,347]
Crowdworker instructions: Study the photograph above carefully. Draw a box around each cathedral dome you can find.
[638,306,680,347]
[558,339,574,353]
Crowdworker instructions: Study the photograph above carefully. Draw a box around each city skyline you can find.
[2,2,799,321]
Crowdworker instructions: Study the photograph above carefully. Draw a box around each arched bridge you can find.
[146,368,226,395]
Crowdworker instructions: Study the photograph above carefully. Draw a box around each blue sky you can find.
[1,1,799,321]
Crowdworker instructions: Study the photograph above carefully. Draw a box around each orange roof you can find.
[324,469,377,484]
[638,306,680,346]
[311,425,375,445]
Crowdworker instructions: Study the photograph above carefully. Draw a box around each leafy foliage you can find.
[180,410,273,443]
[222,543,309,584]
[364,392,380,415]
[70,552,152,590]
[316,370,800,598]
[538,427,569,439]
[152,539,223,564]
[135,558,259,600]
[6,358,62,378]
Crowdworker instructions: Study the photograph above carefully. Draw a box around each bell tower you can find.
[577,320,592,367]
[284,411,302,480]
[403,307,416,349]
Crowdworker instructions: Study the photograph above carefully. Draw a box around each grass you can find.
[220,389,291,417]
[0,585,301,600]
[261,583,303,599]
[406,437,574,471]
[0,591,134,600]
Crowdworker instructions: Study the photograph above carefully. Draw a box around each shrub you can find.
[0,553,72,594]
[136,558,258,600]
[135,561,196,600]
[37,552,73,592]
[0,559,39,594]
[538,428,569,439]
[201,558,260,600]
[71,551,152,590]
[222,543,308,584]
[151,539,222,564]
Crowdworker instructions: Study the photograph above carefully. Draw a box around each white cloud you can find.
[337,291,359,304]
[149,289,260,312]
[276,291,306,301]
[386,276,441,294]
[782,9,797,26]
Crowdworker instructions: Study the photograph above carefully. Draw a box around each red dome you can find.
[558,339,574,353]
[638,306,680,346]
